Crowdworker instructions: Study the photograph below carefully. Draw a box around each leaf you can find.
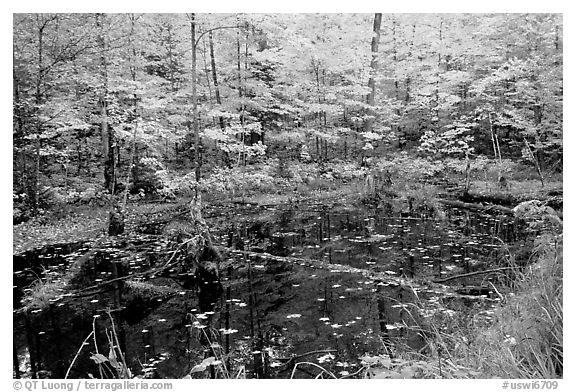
[108,347,122,372]
[359,355,392,368]
[370,369,402,379]
[120,363,132,379]
[190,364,205,373]
[190,357,216,373]
[109,355,119,370]
[400,366,416,378]
[90,354,109,364]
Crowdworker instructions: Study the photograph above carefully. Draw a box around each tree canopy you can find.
[13,13,562,208]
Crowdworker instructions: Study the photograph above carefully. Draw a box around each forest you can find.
[13,13,562,380]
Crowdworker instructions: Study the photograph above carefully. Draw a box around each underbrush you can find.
[468,178,563,201]
[470,240,563,378]
[395,205,563,378]
[445,156,562,197]
[21,274,67,311]
[364,236,562,379]
[13,206,108,254]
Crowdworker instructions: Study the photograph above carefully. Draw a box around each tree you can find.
[13,13,96,208]
[95,13,117,194]
[12,13,562,216]
[365,13,382,133]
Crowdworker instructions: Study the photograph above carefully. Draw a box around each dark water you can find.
[13,203,520,379]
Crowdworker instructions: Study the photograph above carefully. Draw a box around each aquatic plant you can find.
[401,207,563,378]
[21,269,66,311]
[66,312,132,379]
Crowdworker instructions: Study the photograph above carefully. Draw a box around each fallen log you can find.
[432,266,517,284]
[66,240,193,297]
[216,246,403,285]
[437,198,514,215]
[462,191,518,206]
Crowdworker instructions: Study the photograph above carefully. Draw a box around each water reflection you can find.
[13,204,517,378]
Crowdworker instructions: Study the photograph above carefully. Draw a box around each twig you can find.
[67,240,195,296]
[276,349,338,372]
[235,365,246,379]
[107,310,129,378]
[64,330,94,379]
[290,362,337,379]
[486,280,505,301]
[161,237,196,269]
[292,349,338,361]
[188,313,230,378]
[432,266,516,283]
[92,316,104,379]
[340,366,367,379]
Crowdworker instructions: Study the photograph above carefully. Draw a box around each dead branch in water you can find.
[432,266,517,284]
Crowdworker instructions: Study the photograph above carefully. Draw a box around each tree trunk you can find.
[31,14,48,211]
[392,19,399,104]
[209,31,225,132]
[523,138,545,187]
[488,112,503,180]
[188,13,201,182]
[200,31,213,102]
[96,13,116,194]
[364,13,382,133]
[236,22,244,126]
[433,19,443,127]
[13,53,25,191]
[245,31,258,147]
[235,20,246,166]
[400,23,416,149]
[123,13,139,208]
[464,153,471,193]
[392,18,402,148]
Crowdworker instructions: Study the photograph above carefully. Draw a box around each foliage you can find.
[513,200,562,235]
[360,354,481,379]
[372,153,445,183]
[155,165,279,200]
[470,239,562,378]
[86,313,133,379]
[21,274,67,311]
[327,161,366,182]
[201,166,277,196]
[419,119,475,157]
[13,14,562,212]
[404,201,563,379]
[12,13,563,380]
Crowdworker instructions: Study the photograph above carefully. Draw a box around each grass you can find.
[468,178,562,201]
[470,238,563,378]
[21,275,67,311]
[398,233,563,379]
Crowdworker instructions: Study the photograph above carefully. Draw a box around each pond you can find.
[13,202,522,379]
